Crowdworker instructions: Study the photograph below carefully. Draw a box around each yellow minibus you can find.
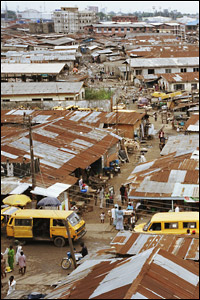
[134,212,199,235]
[6,209,86,247]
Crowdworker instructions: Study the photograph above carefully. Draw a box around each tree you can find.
[7,10,17,20]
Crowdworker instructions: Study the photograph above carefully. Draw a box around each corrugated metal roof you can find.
[126,150,199,199]
[44,247,199,299]
[128,57,199,68]
[1,116,120,190]
[110,232,199,261]
[2,82,83,95]
[1,63,66,74]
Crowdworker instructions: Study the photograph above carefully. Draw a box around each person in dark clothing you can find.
[79,242,88,257]
[120,185,126,205]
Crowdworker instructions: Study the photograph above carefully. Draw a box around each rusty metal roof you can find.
[44,247,199,299]
[126,150,199,199]
[1,109,145,127]
[1,116,120,189]
[111,232,199,261]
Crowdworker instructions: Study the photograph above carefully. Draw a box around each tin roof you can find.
[184,114,199,131]
[111,232,199,261]
[126,150,199,199]
[1,82,84,96]
[127,57,199,68]
[1,63,66,74]
[161,72,199,83]
[45,247,199,299]
[160,134,199,156]
[1,116,120,189]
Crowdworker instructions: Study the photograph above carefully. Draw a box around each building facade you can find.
[53,7,97,33]
[112,16,138,22]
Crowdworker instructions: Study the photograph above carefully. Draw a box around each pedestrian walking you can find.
[116,206,124,231]
[1,254,6,279]
[105,191,110,208]
[8,246,15,271]
[120,185,126,205]
[15,244,23,266]
[99,186,104,209]
[154,112,157,121]
[18,251,26,275]
[175,204,180,212]
[7,275,16,296]
[100,212,105,223]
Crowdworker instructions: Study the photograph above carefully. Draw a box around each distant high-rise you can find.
[87,6,98,13]
[53,7,97,33]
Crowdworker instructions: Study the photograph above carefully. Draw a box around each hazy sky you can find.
[3,1,199,14]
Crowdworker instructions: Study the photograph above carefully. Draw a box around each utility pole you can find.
[27,115,36,200]
[64,219,77,269]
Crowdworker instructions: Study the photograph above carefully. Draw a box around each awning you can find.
[31,182,72,197]
[1,179,30,195]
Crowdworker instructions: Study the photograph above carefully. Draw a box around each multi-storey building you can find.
[112,15,138,22]
[53,7,97,33]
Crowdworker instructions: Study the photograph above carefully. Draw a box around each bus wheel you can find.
[54,236,65,247]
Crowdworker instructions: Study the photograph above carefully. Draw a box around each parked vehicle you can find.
[61,250,83,270]
[6,209,86,247]
[134,212,199,235]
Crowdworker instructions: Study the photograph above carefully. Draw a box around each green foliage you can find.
[7,10,17,19]
[85,88,113,100]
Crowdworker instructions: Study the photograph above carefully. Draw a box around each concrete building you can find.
[29,21,54,34]
[158,72,199,92]
[112,15,138,22]
[53,7,97,33]
[1,82,85,104]
[127,57,199,80]
[90,22,154,36]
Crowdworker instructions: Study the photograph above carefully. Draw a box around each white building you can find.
[126,57,199,79]
[53,7,97,33]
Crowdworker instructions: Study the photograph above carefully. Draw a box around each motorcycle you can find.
[61,250,83,270]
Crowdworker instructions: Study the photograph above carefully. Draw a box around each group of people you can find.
[1,243,26,296]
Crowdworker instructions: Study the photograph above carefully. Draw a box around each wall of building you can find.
[158,78,199,92]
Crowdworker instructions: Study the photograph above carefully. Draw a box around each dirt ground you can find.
[1,101,179,299]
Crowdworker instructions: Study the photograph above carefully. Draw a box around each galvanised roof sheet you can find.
[111,232,199,261]
[1,82,83,95]
[1,63,66,74]
[44,247,199,299]
[127,57,199,68]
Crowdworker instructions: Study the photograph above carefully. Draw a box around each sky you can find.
[2,1,199,14]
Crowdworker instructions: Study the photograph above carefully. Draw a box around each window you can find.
[181,68,187,73]
[165,69,171,73]
[68,212,80,226]
[164,222,178,229]
[136,69,142,75]
[104,28,107,32]
[149,222,161,231]
[108,28,112,31]
[53,219,65,226]
[43,98,53,101]
[174,84,185,90]
[97,28,102,33]
[127,28,130,31]
[15,219,32,226]
[183,222,196,229]
[121,28,124,32]
[193,68,199,72]
[32,98,41,101]
[2,99,10,102]
[191,83,197,90]
[148,69,155,74]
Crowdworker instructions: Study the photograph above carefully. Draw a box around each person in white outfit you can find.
[7,276,16,296]
[99,187,104,208]
[16,245,22,265]
[175,204,180,212]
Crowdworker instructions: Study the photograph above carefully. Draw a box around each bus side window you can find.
[183,222,196,229]
[165,222,178,229]
[149,222,161,231]
[53,219,65,226]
